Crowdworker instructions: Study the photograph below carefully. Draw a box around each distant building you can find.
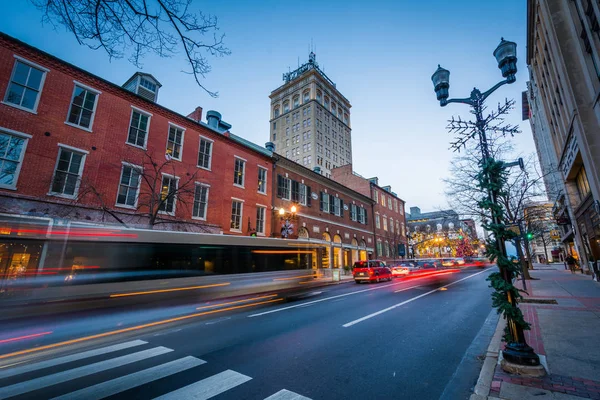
[269,52,352,178]
[524,202,563,263]
[331,165,407,261]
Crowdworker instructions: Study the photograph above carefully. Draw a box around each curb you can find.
[470,314,506,400]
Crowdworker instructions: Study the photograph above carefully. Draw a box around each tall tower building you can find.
[269,52,352,178]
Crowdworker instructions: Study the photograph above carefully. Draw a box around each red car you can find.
[353,260,392,283]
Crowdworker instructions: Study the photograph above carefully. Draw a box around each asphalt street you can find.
[0,267,496,400]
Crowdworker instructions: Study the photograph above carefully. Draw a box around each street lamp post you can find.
[432,39,542,369]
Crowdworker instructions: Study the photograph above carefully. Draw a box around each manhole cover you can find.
[520,298,558,304]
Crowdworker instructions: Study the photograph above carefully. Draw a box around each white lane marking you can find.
[264,388,312,400]
[0,346,172,400]
[51,356,205,400]
[248,279,415,318]
[342,269,491,328]
[0,340,147,380]
[394,285,420,293]
[154,369,251,400]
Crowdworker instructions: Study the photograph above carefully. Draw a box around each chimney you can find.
[410,207,421,216]
[265,142,275,152]
[313,166,321,174]
[206,110,221,129]
[186,106,203,122]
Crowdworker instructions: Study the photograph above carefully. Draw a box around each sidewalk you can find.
[473,263,600,400]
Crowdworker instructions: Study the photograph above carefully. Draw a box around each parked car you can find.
[353,260,392,283]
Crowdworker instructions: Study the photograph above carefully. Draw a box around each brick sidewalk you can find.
[488,264,600,399]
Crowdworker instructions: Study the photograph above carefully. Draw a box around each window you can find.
[383,217,388,231]
[286,127,290,136]
[377,241,383,257]
[350,204,357,221]
[286,139,290,147]
[272,133,276,141]
[324,96,330,109]
[396,221,400,234]
[50,146,86,197]
[193,184,209,220]
[303,90,310,103]
[4,59,47,112]
[274,106,280,117]
[373,190,378,202]
[140,78,157,93]
[158,174,178,214]
[394,199,398,213]
[293,95,300,109]
[283,101,290,113]
[385,242,390,257]
[116,164,141,207]
[307,118,311,126]
[231,199,243,231]
[388,197,392,210]
[316,90,322,102]
[0,130,29,189]
[198,137,213,169]
[375,214,381,229]
[359,207,366,224]
[273,122,277,130]
[233,158,245,187]
[390,218,394,233]
[344,114,349,124]
[381,194,386,206]
[307,155,311,164]
[320,192,330,213]
[166,124,184,160]
[277,175,291,200]
[299,183,309,205]
[67,84,99,130]
[127,109,150,148]
[256,206,266,235]
[575,166,591,200]
[333,197,342,216]
[258,167,267,194]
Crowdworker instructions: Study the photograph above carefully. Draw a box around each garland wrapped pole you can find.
[431,39,543,373]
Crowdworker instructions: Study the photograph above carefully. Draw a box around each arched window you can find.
[298,227,309,238]
[293,95,300,109]
[274,106,280,118]
[337,107,342,118]
[426,224,431,232]
[448,222,455,230]
[344,113,349,124]
[437,223,442,232]
[322,232,331,242]
[303,90,310,103]
[316,90,322,103]
[324,96,330,109]
[360,239,367,248]
[333,234,342,244]
[283,100,290,113]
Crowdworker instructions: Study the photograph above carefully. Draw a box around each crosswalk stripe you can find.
[0,346,172,400]
[51,356,206,400]
[0,340,147,380]
[154,369,252,400]
[264,389,312,400]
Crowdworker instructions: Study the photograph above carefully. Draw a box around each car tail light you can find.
[368,269,374,275]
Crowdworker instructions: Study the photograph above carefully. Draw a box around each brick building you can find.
[270,154,374,269]
[0,32,273,236]
[331,165,407,261]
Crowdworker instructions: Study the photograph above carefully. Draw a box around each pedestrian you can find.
[566,254,578,274]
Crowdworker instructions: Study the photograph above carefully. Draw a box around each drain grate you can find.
[520,298,558,304]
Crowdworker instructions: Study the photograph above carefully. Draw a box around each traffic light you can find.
[526,232,534,240]
[458,235,463,240]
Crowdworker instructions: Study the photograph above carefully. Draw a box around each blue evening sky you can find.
[0,0,535,213]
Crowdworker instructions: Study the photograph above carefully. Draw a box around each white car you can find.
[390,266,410,277]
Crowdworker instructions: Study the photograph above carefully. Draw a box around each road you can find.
[0,267,497,400]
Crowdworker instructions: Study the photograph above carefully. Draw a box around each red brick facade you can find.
[0,33,271,235]
[332,164,408,261]
[272,156,375,268]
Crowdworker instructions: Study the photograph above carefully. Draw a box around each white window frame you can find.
[334,197,342,217]
[197,135,214,171]
[282,176,291,200]
[0,127,32,190]
[115,161,142,209]
[388,197,393,210]
[375,213,381,229]
[230,197,244,232]
[126,106,152,149]
[192,182,210,221]
[158,173,179,216]
[257,166,268,195]
[166,122,185,161]
[256,204,267,236]
[3,56,49,114]
[299,183,308,206]
[233,156,246,188]
[48,143,89,198]
[383,217,388,231]
[373,190,378,202]
[64,81,101,132]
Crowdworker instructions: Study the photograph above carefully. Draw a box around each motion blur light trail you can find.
[0,332,53,345]
[0,297,283,360]
[109,282,231,298]
[196,294,278,310]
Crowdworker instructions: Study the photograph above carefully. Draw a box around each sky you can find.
[0,0,536,214]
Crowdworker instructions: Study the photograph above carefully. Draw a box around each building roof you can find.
[407,209,459,222]
[122,72,163,88]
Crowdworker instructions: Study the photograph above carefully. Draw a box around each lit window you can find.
[258,167,267,194]
[4,59,47,112]
[166,124,184,160]
[0,130,29,189]
[127,109,150,148]
[193,184,209,220]
[116,164,141,207]
[158,174,178,214]
[67,85,99,130]
[50,146,86,197]
[198,137,213,170]
[233,158,245,187]
[231,199,243,231]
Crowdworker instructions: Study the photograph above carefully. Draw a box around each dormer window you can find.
[140,78,157,93]
[122,73,162,103]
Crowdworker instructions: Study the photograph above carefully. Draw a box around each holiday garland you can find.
[477,157,530,342]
